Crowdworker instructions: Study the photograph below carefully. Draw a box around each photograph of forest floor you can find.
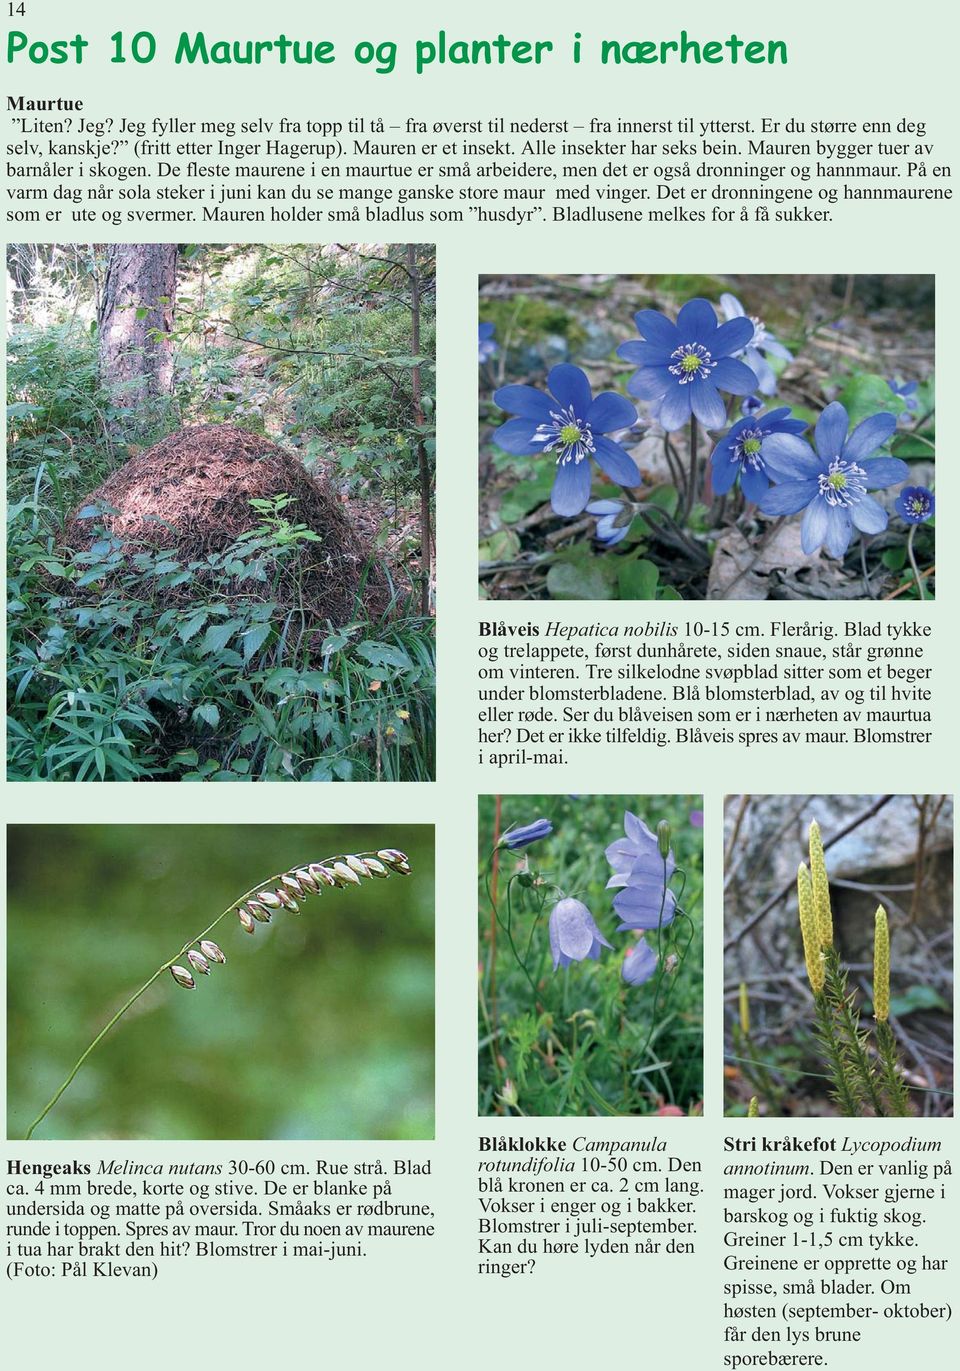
[7,242,435,781]
[724,795,952,1118]
[479,274,934,601]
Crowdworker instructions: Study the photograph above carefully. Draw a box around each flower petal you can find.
[843,411,898,463]
[851,493,889,534]
[492,384,555,422]
[586,499,623,516]
[633,309,681,350]
[719,292,746,319]
[712,316,756,358]
[627,365,672,401]
[657,383,693,432]
[550,458,592,516]
[593,436,641,486]
[710,355,759,395]
[710,445,739,495]
[814,402,849,461]
[761,434,822,481]
[764,338,793,361]
[740,462,770,503]
[689,381,726,430]
[587,390,637,434]
[614,886,677,931]
[759,479,819,516]
[547,364,592,417]
[676,297,719,340]
[622,940,658,986]
[823,503,854,559]
[800,497,830,553]
[492,418,543,455]
[617,340,667,367]
[747,348,777,395]
[862,457,910,490]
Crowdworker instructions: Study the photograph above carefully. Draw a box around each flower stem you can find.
[684,416,699,522]
[906,525,926,600]
[25,854,388,1140]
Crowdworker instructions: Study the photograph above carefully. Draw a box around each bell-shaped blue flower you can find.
[895,486,934,524]
[548,897,613,971]
[586,498,632,546]
[606,812,676,932]
[758,401,908,559]
[493,365,641,517]
[501,818,552,850]
[622,937,658,986]
[617,298,758,432]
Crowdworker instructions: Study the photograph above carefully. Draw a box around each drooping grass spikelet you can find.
[797,863,825,994]
[808,820,834,949]
[873,906,890,1023]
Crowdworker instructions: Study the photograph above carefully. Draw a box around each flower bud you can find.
[200,941,226,964]
[345,855,371,878]
[363,858,389,879]
[332,861,361,887]
[656,821,672,859]
[256,891,283,909]
[238,909,256,934]
[171,965,196,989]
[377,849,410,872]
[308,863,337,888]
[499,1079,519,1109]
[295,868,319,894]
[187,949,210,976]
[246,900,272,923]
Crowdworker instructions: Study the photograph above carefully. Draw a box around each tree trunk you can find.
[406,244,433,616]
[98,244,177,422]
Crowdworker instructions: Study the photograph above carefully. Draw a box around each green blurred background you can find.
[7,824,434,1141]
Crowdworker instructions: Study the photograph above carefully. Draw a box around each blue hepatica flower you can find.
[617,298,758,432]
[710,406,808,503]
[741,394,764,418]
[479,321,498,364]
[548,897,613,971]
[586,498,632,546]
[493,365,641,516]
[758,402,908,559]
[622,936,658,986]
[720,292,793,396]
[606,812,676,932]
[896,486,935,524]
[887,377,919,413]
[501,818,552,850]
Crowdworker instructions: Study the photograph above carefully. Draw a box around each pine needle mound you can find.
[66,424,388,622]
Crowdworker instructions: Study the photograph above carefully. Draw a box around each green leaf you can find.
[499,470,555,524]
[882,545,908,571]
[887,984,949,1017]
[177,611,208,643]
[547,559,614,601]
[478,528,521,562]
[618,558,660,600]
[241,622,272,661]
[837,372,903,429]
[193,703,221,728]
[646,484,679,517]
[356,640,412,670]
[200,621,238,655]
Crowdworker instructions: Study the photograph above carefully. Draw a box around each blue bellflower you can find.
[479,321,498,363]
[622,937,658,986]
[719,292,793,396]
[710,406,808,503]
[501,818,553,850]
[548,897,613,971]
[896,486,935,524]
[758,402,907,558]
[617,298,758,432]
[493,365,641,516]
[606,812,677,932]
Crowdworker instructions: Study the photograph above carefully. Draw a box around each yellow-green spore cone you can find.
[873,906,890,1023]
[808,820,834,949]
[747,1096,760,1118]
[797,862,825,994]
[738,981,750,1035]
